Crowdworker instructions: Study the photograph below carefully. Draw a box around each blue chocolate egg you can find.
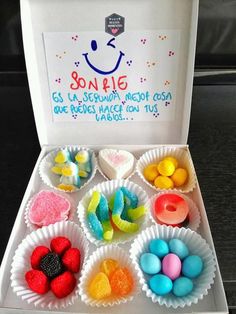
[149,274,173,295]
[140,253,161,275]
[149,239,169,258]
[169,238,189,260]
[173,277,193,297]
[182,255,203,278]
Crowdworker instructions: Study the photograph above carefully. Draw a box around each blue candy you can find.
[121,187,138,208]
[169,239,189,260]
[182,255,203,278]
[173,277,193,297]
[140,253,161,275]
[149,274,173,296]
[149,239,169,258]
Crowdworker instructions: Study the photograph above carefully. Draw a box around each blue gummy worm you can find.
[112,189,124,215]
[87,212,103,240]
[121,187,138,208]
[97,194,109,222]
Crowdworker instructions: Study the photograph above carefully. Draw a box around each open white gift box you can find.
[0,0,229,313]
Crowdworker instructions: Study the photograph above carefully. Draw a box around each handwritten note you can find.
[44,31,180,122]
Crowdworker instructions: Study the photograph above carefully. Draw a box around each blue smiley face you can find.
[82,38,125,75]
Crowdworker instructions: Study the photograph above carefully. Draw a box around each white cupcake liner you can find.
[24,189,76,231]
[77,179,150,246]
[136,147,197,193]
[97,155,136,181]
[10,221,89,310]
[130,225,216,308]
[39,146,97,193]
[79,245,140,307]
[149,191,201,231]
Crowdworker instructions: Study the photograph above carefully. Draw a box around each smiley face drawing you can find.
[82,38,125,75]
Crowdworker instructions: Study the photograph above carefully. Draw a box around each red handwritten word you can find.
[70,71,128,93]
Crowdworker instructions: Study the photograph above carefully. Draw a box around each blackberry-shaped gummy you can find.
[40,252,63,278]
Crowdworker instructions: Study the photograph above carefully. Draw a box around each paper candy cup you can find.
[136,147,197,193]
[79,245,140,307]
[130,225,216,308]
[39,146,97,193]
[97,156,136,181]
[10,221,89,310]
[24,189,76,231]
[149,191,201,231]
[77,179,149,246]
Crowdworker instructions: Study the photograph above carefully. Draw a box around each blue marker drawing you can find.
[82,38,125,75]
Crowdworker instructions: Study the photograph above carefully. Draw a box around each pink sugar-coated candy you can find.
[162,253,181,280]
[28,190,71,227]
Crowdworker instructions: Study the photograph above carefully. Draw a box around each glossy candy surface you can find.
[149,274,173,296]
[182,255,203,278]
[149,239,169,258]
[169,238,189,260]
[140,253,161,275]
[173,277,193,297]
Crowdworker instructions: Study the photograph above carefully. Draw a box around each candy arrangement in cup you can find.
[143,156,188,189]
[140,238,203,297]
[153,193,189,227]
[88,258,134,300]
[27,190,72,228]
[51,148,93,192]
[86,187,147,241]
[25,236,80,298]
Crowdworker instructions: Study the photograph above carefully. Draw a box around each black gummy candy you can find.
[40,252,63,278]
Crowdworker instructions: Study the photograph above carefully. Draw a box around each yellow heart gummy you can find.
[88,272,111,300]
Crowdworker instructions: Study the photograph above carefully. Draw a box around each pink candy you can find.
[28,190,71,227]
[162,253,181,280]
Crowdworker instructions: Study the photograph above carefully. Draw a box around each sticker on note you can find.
[43,30,180,122]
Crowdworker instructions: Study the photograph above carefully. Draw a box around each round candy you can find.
[143,164,159,182]
[173,277,193,297]
[164,156,178,168]
[157,160,175,176]
[171,168,188,187]
[154,193,189,225]
[169,238,189,260]
[182,255,203,278]
[140,253,161,275]
[149,274,173,296]
[154,176,174,189]
[149,239,169,258]
[162,253,181,280]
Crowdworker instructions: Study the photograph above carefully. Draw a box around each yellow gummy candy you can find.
[157,160,175,176]
[154,176,174,189]
[164,156,178,168]
[143,164,159,182]
[100,259,119,277]
[171,168,188,187]
[57,184,76,192]
[88,272,111,300]
[55,151,68,163]
[79,170,88,178]
[51,166,62,175]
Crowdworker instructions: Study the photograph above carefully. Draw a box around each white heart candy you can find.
[98,149,135,179]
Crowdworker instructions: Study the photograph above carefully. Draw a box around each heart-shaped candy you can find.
[98,149,135,179]
[28,190,71,227]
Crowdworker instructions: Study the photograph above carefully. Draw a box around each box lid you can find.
[20,0,199,147]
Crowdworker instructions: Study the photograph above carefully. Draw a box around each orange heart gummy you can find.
[100,259,119,277]
[110,267,133,296]
[88,272,111,300]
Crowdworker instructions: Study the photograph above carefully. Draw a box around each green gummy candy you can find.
[127,206,147,221]
[87,191,101,213]
[112,214,139,233]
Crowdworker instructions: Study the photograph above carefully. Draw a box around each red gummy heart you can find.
[50,271,76,298]
[50,237,71,255]
[62,248,81,273]
[31,246,50,269]
[25,270,50,294]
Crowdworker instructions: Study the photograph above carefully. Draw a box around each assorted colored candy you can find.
[25,236,81,298]
[154,193,190,227]
[88,258,133,300]
[98,149,135,179]
[86,188,147,241]
[51,149,93,191]
[143,156,188,189]
[139,238,203,297]
[28,190,71,227]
